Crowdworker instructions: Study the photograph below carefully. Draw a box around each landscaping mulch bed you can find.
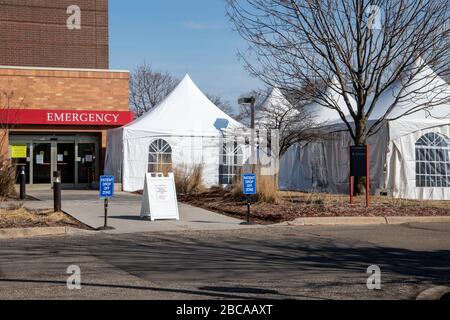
[179,189,450,224]
[0,206,92,230]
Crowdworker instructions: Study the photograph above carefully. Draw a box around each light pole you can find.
[238,97,257,174]
[238,96,258,226]
[238,97,256,130]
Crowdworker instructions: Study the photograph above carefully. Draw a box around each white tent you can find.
[257,87,299,128]
[303,79,356,124]
[105,74,245,192]
[280,63,450,200]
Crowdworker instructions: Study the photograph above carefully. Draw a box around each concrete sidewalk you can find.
[27,189,257,234]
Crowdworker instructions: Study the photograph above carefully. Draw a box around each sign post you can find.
[349,145,370,208]
[99,175,115,230]
[242,174,257,225]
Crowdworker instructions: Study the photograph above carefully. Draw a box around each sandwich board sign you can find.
[140,172,179,221]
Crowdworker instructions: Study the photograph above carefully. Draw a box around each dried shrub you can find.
[173,164,205,195]
[256,174,279,204]
[228,167,280,204]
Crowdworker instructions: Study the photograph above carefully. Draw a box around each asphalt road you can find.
[0,223,449,300]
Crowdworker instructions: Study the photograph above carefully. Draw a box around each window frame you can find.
[415,132,450,188]
[148,139,173,173]
[219,139,243,185]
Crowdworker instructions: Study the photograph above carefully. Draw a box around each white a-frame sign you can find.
[140,172,180,221]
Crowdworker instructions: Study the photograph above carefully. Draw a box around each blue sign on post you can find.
[242,174,257,195]
[99,175,115,199]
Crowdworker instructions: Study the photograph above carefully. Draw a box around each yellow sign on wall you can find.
[11,145,27,159]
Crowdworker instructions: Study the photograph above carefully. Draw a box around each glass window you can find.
[219,139,243,185]
[148,139,172,173]
[415,132,450,187]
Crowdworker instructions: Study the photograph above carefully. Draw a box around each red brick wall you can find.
[0,67,129,111]
[0,0,109,69]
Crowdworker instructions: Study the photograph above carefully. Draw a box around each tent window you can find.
[148,139,172,173]
[415,132,450,187]
[219,140,243,185]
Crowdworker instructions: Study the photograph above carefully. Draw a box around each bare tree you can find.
[0,91,25,198]
[0,91,25,155]
[129,63,179,117]
[228,0,450,192]
[237,87,323,155]
[258,88,325,156]
[206,93,236,116]
[235,89,266,125]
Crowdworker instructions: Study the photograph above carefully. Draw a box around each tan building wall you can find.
[0,66,129,111]
[0,66,130,172]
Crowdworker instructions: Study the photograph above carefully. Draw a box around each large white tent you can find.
[105,74,244,192]
[279,63,450,200]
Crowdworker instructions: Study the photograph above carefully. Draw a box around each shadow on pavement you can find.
[1,231,449,294]
[198,286,279,295]
[84,236,450,284]
[0,278,253,299]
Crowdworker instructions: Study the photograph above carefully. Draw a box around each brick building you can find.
[0,0,108,69]
[0,0,132,188]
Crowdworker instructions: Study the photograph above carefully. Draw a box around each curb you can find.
[287,216,450,226]
[0,226,95,239]
[386,216,450,224]
[289,217,386,226]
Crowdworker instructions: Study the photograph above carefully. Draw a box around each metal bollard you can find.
[53,171,62,212]
[19,166,26,200]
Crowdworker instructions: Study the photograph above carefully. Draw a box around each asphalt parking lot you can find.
[0,222,449,300]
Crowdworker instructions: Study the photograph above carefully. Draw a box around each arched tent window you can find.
[415,132,450,187]
[219,140,243,185]
[148,139,172,173]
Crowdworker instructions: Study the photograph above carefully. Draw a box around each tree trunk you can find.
[354,117,367,195]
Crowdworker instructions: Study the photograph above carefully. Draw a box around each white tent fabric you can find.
[105,74,245,192]
[368,61,450,121]
[279,64,450,200]
[257,87,299,128]
[304,79,357,124]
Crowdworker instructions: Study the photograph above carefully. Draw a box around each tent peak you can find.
[123,71,243,134]
[181,73,193,82]
[261,87,293,110]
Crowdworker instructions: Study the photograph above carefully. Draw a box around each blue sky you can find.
[109,0,260,107]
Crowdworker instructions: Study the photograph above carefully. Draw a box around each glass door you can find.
[56,143,76,185]
[33,143,52,184]
[78,143,96,186]
[11,134,99,189]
